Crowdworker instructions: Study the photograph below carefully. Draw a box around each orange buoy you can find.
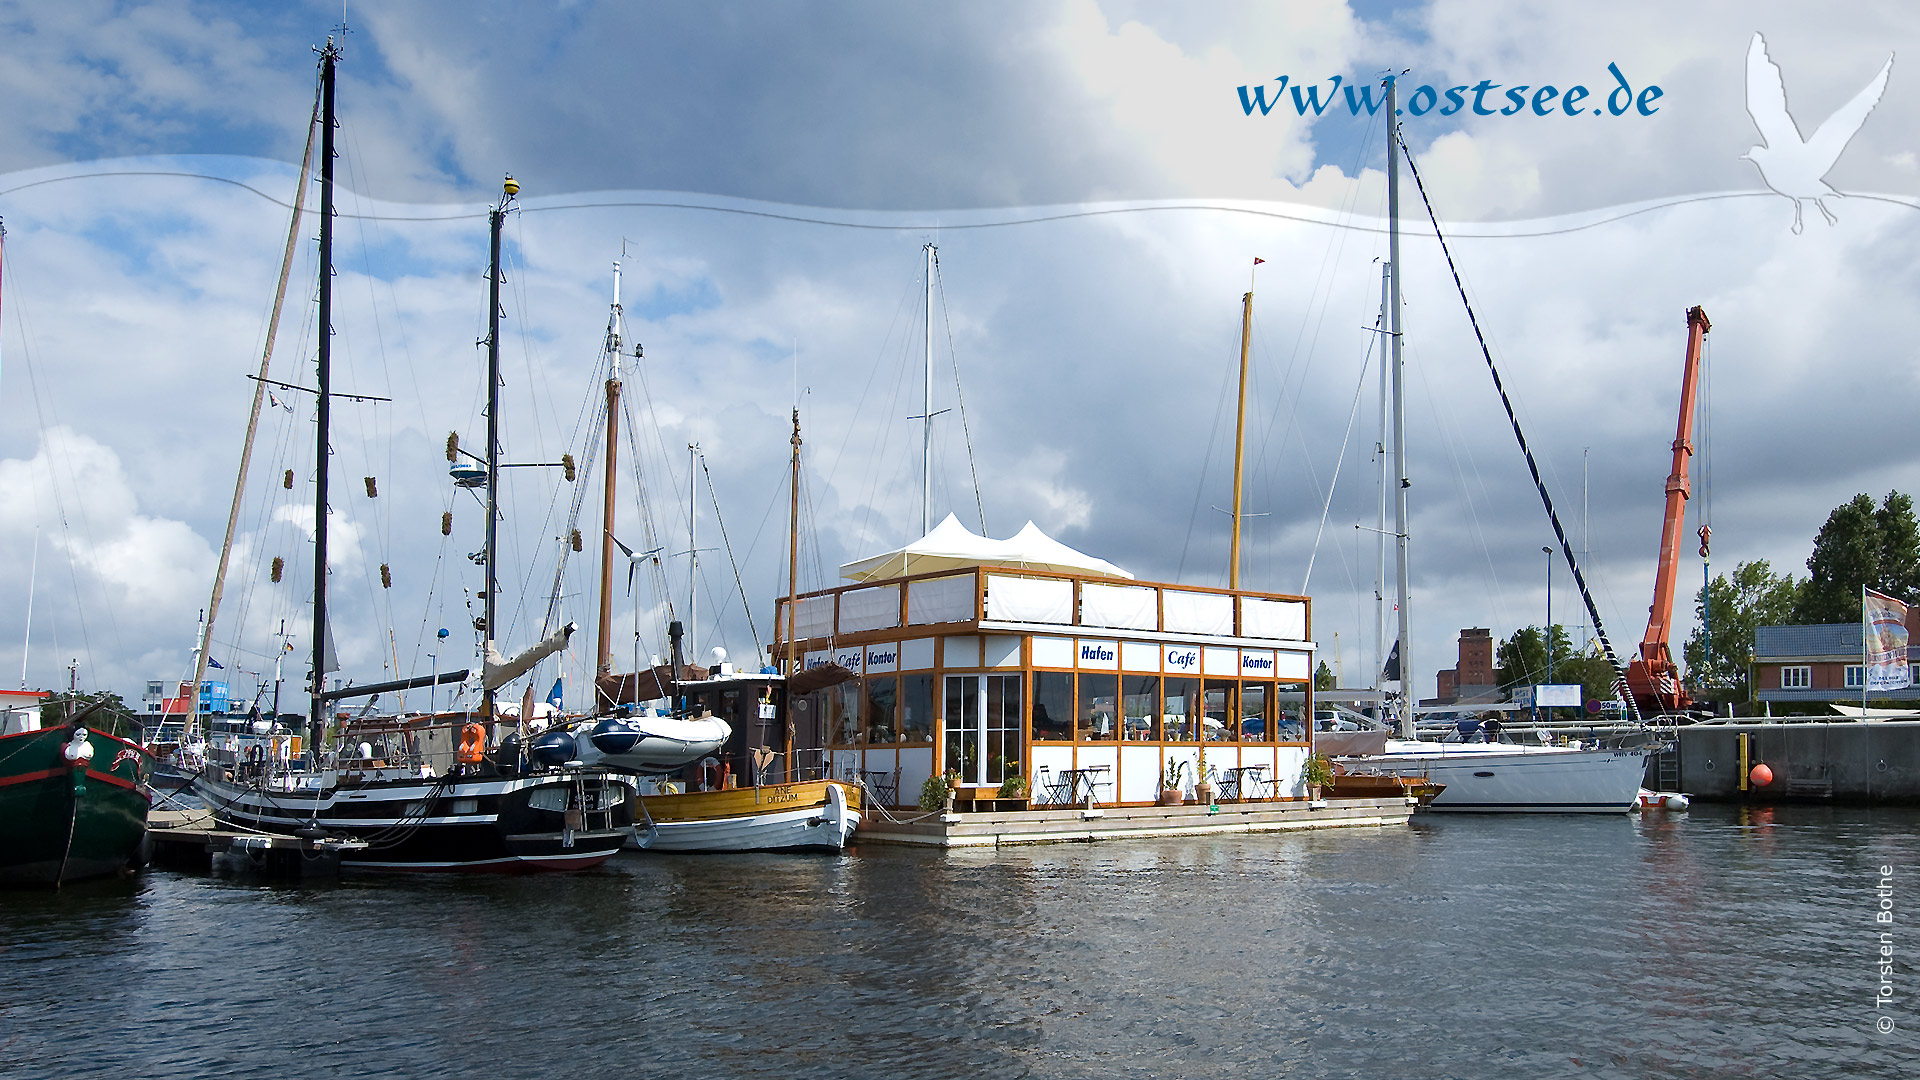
[456,722,486,765]
[1750,762,1774,787]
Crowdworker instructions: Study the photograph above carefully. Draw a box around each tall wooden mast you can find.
[595,263,623,677]
[785,408,802,676]
[1229,284,1254,591]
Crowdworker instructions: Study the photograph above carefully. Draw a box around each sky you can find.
[1,0,1916,713]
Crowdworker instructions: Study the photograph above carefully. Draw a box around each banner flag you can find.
[1864,588,1910,692]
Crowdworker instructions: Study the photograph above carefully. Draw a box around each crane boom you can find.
[1626,305,1710,714]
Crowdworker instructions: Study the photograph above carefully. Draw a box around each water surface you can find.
[3,805,1913,1078]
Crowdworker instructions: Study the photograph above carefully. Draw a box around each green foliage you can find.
[1796,491,1920,623]
[996,772,1029,799]
[1683,559,1802,701]
[1313,660,1336,691]
[1301,753,1335,787]
[40,692,138,739]
[1162,758,1187,790]
[1494,625,1573,690]
[918,773,952,811]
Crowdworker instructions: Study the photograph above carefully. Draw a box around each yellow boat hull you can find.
[629,779,862,852]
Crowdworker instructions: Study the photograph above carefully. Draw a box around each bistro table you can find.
[1056,765,1113,806]
[1219,764,1272,801]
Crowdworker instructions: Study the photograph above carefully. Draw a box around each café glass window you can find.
[1239,682,1274,742]
[900,674,934,743]
[1162,677,1199,741]
[1032,671,1074,741]
[1079,672,1119,741]
[1203,679,1236,743]
[865,676,898,743]
[830,681,861,746]
[1122,674,1160,741]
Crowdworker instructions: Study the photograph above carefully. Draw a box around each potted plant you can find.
[1301,752,1335,801]
[919,773,953,812]
[996,772,1030,800]
[1159,759,1188,806]
[1194,763,1215,806]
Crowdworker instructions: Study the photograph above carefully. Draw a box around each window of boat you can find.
[899,674,934,744]
[1032,671,1073,741]
[865,676,898,744]
[1122,674,1160,741]
[1239,682,1273,742]
[1162,677,1199,741]
[1203,680,1236,743]
[1078,672,1118,741]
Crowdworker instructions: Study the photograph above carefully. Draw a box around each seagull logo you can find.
[1743,31,1894,234]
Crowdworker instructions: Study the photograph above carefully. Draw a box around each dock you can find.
[147,808,367,876]
[854,795,1419,847]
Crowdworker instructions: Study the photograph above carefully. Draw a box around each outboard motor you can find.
[526,729,578,768]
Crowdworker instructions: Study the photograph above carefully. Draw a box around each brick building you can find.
[1431,627,1500,706]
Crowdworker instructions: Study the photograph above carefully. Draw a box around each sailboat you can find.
[0,221,157,887]
[547,260,730,775]
[1330,77,1652,813]
[191,43,635,870]
[618,407,863,853]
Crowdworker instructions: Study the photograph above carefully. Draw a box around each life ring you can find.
[456,722,486,765]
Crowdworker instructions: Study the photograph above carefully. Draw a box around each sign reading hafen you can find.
[1864,588,1911,692]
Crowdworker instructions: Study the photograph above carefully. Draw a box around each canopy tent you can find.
[839,513,1133,583]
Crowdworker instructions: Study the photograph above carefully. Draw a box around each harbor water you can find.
[3,805,1914,1078]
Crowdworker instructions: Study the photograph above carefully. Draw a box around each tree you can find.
[39,691,138,739]
[1796,491,1920,623]
[1683,559,1801,702]
[1313,660,1336,691]
[1495,625,1573,691]
[1496,625,1618,710]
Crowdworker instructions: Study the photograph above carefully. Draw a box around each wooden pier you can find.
[853,795,1419,847]
[147,808,367,877]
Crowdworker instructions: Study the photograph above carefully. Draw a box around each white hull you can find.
[631,782,859,852]
[1344,741,1650,813]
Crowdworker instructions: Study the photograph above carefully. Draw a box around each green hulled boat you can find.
[0,723,154,887]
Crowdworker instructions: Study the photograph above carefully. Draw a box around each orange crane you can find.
[1626,306,1710,715]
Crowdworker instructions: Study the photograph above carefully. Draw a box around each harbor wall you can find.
[1648,721,1920,804]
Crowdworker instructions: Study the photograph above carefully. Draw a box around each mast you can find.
[922,241,935,537]
[483,177,518,678]
[787,408,802,676]
[1374,263,1389,691]
[309,39,338,739]
[1229,287,1253,590]
[195,71,321,747]
[1386,76,1413,739]
[687,443,699,661]
[595,262,623,676]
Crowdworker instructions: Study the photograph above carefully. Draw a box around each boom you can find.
[1626,305,1710,714]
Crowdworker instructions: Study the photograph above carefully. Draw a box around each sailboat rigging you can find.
[191,42,635,871]
[1328,74,1655,813]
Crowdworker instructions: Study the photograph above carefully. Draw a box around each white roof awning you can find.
[839,513,1133,583]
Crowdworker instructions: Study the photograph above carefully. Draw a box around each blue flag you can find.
[546,678,563,709]
[207,656,224,669]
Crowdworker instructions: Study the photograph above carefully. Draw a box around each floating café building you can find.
[771,516,1418,843]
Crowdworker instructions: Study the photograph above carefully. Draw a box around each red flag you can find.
[1253,257,1265,265]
